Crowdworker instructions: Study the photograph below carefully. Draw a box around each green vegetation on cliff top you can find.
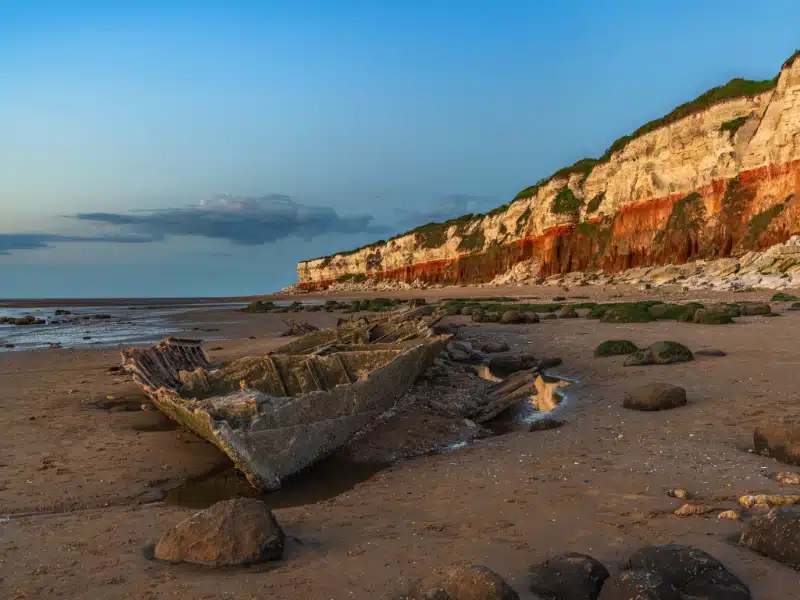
[311,52,796,262]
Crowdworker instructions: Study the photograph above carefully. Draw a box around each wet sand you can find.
[2,287,800,599]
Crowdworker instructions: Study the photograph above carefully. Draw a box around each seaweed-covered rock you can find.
[154,498,284,566]
[601,304,656,323]
[528,552,609,600]
[598,570,681,600]
[740,507,800,569]
[754,415,800,465]
[595,340,638,357]
[771,292,797,301]
[624,342,693,366]
[693,309,734,324]
[623,383,687,411]
[396,564,520,600]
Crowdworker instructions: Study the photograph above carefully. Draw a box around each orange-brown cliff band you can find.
[300,159,800,290]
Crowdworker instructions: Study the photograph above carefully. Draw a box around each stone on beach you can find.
[740,507,800,569]
[499,310,523,324]
[528,552,609,600]
[623,383,687,411]
[154,498,284,567]
[396,564,520,600]
[487,352,538,378]
[753,415,800,465]
[479,341,510,354]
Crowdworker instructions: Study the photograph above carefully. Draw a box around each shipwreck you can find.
[121,307,449,490]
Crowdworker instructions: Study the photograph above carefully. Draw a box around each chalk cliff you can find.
[296,53,800,290]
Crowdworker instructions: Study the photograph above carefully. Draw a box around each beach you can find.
[2,285,800,599]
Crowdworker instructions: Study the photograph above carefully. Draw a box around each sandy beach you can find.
[2,285,800,599]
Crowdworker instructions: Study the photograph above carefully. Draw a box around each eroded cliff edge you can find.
[297,53,800,290]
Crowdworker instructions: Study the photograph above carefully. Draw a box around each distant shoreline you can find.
[0,294,283,308]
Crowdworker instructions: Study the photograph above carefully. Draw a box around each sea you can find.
[0,302,255,352]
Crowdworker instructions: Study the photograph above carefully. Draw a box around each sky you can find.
[1,1,799,298]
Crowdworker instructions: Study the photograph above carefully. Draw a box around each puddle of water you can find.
[167,454,389,510]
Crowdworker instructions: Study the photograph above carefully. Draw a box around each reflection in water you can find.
[167,454,390,510]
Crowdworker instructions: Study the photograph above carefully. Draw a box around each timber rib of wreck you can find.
[121,308,450,490]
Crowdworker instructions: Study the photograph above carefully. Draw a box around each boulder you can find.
[480,341,510,354]
[624,342,693,367]
[754,415,800,465]
[397,564,519,600]
[529,418,565,432]
[537,357,563,370]
[542,313,557,320]
[153,498,284,567]
[623,383,687,411]
[13,315,36,325]
[597,570,681,600]
[521,311,540,324]
[488,353,538,378]
[528,552,609,600]
[595,340,638,357]
[499,310,523,324]
[54,309,72,316]
[557,305,578,319]
[693,309,734,324]
[740,507,800,569]
[624,545,749,599]
[460,306,475,316]
[742,303,771,316]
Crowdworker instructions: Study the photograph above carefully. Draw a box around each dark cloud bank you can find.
[75,194,386,245]
[2,193,500,256]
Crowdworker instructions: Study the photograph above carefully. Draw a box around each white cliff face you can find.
[298,55,800,287]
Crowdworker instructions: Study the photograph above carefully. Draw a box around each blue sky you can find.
[1,1,798,298]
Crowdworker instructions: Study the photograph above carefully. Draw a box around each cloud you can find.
[0,233,156,256]
[394,194,500,227]
[75,194,386,245]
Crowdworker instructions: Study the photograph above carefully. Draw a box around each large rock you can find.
[396,564,519,600]
[598,570,681,600]
[154,498,284,567]
[742,302,771,316]
[557,305,578,319]
[624,545,750,600]
[623,383,687,411]
[528,552,609,600]
[754,415,800,465]
[488,352,538,378]
[740,507,800,569]
[499,310,523,324]
[693,309,734,324]
[521,311,540,324]
[624,341,693,366]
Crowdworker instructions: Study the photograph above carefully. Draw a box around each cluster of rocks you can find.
[395,545,752,600]
[486,235,800,293]
[0,315,45,325]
